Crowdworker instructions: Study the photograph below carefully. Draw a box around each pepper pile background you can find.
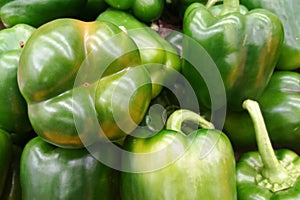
[0,0,299,199]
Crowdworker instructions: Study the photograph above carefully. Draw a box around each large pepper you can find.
[104,0,164,22]
[223,71,300,152]
[96,9,181,98]
[0,0,86,27]
[18,18,152,148]
[20,137,120,200]
[240,0,300,71]
[121,109,237,200]
[0,129,12,198]
[0,24,36,146]
[237,99,300,199]
[182,0,284,111]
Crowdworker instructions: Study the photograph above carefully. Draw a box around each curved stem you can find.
[206,0,223,8]
[166,109,215,134]
[242,100,289,185]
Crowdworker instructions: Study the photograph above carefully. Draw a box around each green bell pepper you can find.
[96,9,181,98]
[224,71,300,152]
[1,145,22,200]
[182,0,284,111]
[0,0,89,27]
[104,0,164,22]
[0,129,12,198]
[20,137,120,200]
[0,24,36,146]
[240,0,300,70]
[237,99,300,199]
[18,18,152,148]
[121,109,237,200]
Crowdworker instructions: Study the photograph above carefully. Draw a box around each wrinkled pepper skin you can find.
[224,71,300,152]
[237,100,300,200]
[0,0,88,27]
[0,129,12,198]
[96,9,181,98]
[0,24,35,145]
[20,137,120,200]
[18,18,152,148]
[237,149,300,200]
[241,0,300,70]
[121,110,237,200]
[104,0,164,22]
[183,1,284,111]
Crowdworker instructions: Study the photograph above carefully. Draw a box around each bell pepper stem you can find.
[221,0,240,15]
[166,109,215,134]
[242,100,289,185]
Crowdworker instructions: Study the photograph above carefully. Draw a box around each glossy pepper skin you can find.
[0,24,35,145]
[121,109,237,200]
[237,99,300,200]
[20,137,120,200]
[241,0,300,70]
[183,0,284,111]
[224,71,300,152]
[104,0,164,22]
[96,9,181,98]
[0,0,88,27]
[18,18,152,149]
[0,129,12,198]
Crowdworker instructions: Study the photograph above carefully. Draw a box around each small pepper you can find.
[104,0,164,22]
[236,99,300,199]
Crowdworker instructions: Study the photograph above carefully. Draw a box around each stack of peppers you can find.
[0,0,298,199]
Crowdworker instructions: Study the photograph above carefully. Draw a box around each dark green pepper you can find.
[224,71,300,152]
[182,0,284,111]
[79,0,108,21]
[96,9,181,98]
[240,0,300,70]
[20,137,120,200]
[165,0,208,19]
[0,24,35,146]
[0,129,12,198]
[0,0,88,27]
[121,109,237,200]
[18,18,152,148]
[104,0,164,22]
[1,145,22,200]
[237,99,300,199]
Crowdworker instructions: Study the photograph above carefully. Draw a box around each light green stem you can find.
[166,109,215,134]
[242,100,289,184]
[221,0,240,15]
[206,0,223,8]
